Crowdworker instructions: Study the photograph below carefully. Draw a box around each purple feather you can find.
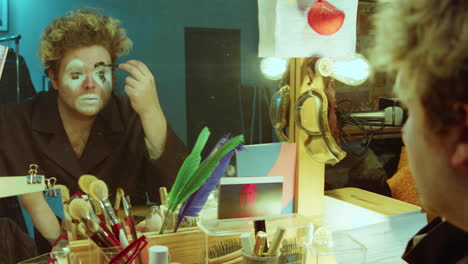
[203,134,231,162]
[174,139,243,232]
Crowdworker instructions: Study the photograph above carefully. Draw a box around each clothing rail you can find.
[0,35,22,42]
[0,35,22,103]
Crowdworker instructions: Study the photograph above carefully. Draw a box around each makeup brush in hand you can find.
[68,198,120,248]
[90,180,129,246]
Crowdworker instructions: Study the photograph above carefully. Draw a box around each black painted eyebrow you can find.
[94,62,115,68]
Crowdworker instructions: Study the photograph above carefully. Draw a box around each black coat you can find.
[403,217,468,263]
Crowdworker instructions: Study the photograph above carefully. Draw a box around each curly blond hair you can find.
[39,8,133,75]
[371,0,468,132]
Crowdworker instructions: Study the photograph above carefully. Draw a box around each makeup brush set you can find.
[56,174,148,264]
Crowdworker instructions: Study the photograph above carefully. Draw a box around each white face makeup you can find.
[62,59,86,92]
[62,59,113,91]
[59,54,113,116]
[92,64,113,91]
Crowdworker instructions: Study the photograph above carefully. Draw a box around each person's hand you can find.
[119,60,168,152]
[118,60,163,119]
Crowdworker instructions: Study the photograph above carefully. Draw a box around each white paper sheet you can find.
[344,213,427,263]
[323,196,426,263]
[258,0,358,58]
[0,176,46,198]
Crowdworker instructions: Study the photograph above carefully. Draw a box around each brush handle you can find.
[123,198,143,264]
[89,221,121,247]
[108,222,129,246]
[85,217,121,247]
[101,198,127,241]
[98,222,113,238]
[114,190,122,212]
[101,199,119,225]
[90,232,113,248]
[119,228,129,247]
[99,226,121,247]
[89,209,102,224]
[126,215,138,242]
[85,199,101,223]
[111,223,123,242]
[122,196,138,242]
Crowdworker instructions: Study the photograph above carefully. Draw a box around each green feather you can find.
[160,131,244,234]
[167,127,210,204]
[169,134,244,212]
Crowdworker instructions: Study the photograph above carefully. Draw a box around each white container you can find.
[148,245,169,264]
[304,227,367,264]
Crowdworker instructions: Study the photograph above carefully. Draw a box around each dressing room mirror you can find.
[0,0,403,194]
[0,0,281,153]
[0,2,406,259]
[0,0,393,149]
[0,2,279,259]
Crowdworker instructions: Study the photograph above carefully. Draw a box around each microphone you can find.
[349,106,404,126]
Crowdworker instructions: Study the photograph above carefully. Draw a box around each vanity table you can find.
[62,188,423,263]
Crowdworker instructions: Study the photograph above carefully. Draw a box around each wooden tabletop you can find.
[325,187,421,216]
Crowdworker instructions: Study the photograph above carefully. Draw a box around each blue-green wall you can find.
[0,0,277,143]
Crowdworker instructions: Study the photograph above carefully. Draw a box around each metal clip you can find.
[27,164,42,184]
[45,177,58,197]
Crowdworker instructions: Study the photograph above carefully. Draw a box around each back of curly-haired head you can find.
[39,8,133,75]
[371,0,468,133]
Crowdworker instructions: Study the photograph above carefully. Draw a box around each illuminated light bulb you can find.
[260,57,288,80]
[316,54,370,86]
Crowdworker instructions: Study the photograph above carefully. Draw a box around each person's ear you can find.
[451,103,468,168]
[47,70,59,91]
